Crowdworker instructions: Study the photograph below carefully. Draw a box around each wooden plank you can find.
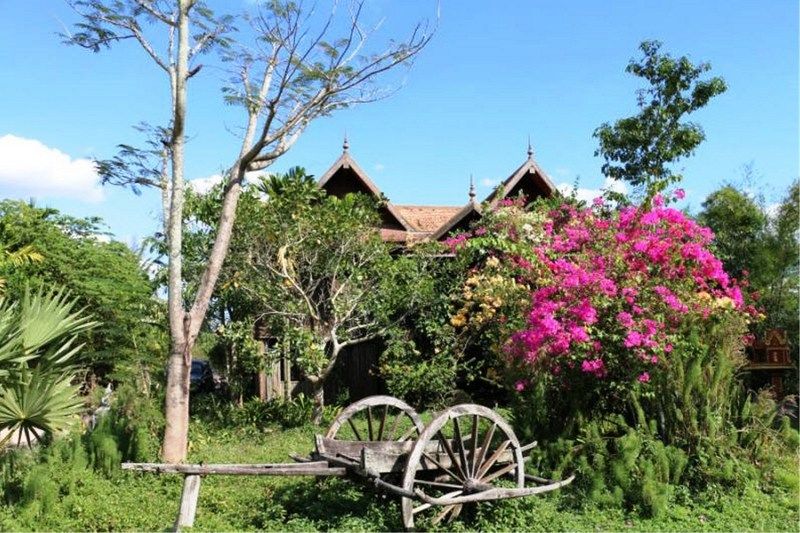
[175,474,201,530]
[318,436,415,457]
[122,462,346,476]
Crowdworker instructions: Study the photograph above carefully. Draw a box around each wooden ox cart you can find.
[123,395,573,530]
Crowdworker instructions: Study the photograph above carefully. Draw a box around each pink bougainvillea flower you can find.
[581,358,607,378]
[624,330,643,348]
[674,188,686,200]
[454,194,752,398]
[617,311,634,328]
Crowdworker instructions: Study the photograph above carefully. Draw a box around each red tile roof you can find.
[393,205,463,233]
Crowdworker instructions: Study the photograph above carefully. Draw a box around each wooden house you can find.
[746,329,794,398]
[317,139,557,243]
[258,140,557,402]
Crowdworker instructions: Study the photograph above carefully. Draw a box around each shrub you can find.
[448,193,793,511]
[380,329,459,409]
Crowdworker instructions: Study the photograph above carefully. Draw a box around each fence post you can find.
[174,474,202,531]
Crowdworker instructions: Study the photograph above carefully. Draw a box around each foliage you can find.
[446,194,796,512]
[0,413,796,531]
[594,40,727,200]
[0,201,162,382]
[212,321,264,402]
[698,181,799,378]
[697,185,769,280]
[0,244,42,294]
[236,169,433,415]
[379,327,459,409]
[0,289,97,447]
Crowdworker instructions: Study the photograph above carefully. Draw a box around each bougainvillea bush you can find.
[446,193,795,513]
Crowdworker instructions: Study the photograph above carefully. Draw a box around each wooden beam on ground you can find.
[122,462,347,476]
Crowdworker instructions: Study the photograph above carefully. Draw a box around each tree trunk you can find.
[311,380,325,425]
[163,338,191,462]
[162,0,191,464]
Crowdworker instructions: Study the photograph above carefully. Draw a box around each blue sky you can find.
[0,0,797,244]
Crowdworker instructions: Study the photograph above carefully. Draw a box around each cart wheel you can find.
[326,395,424,442]
[400,404,524,529]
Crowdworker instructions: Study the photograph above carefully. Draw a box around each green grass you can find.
[1,419,797,531]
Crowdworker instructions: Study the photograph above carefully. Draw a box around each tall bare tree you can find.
[65,0,433,462]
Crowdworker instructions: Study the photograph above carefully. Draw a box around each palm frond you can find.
[0,368,82,447]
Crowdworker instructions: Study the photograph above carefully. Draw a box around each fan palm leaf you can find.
[17,288,97,361]
[0,369,83,448]
[0,289,97,447]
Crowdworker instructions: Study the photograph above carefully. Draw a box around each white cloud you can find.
[188,171,267,195]
[374,163,385,172]
[557,177,628,203]
[481,178,499,188]
[0,134,104,202]
[188,173,223,194]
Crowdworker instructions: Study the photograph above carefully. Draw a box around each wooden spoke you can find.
[467,414,479,477]
[475,439,511,479]
[412,491,463,515]
[346,418,362,441]
[376,405,388,441]
[472,422,496,478]
[431,504,456,526]
[325,395,423,443]
[452,417,470,479]
[437,431,467,481]
[421,452,461,483]
[388,411,402,440]
[448,503,464,523]
[479,461,518,484]
[412,479,463,490]
[398,424,419,441]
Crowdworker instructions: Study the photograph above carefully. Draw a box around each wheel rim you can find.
[400,404,524,529]
[325,395,424,442]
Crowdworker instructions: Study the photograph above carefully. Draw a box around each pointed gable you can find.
[317,150,410,232]
[484,152,557,207]
[430,201,482,241]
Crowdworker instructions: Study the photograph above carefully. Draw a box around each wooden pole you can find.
[175,474,201,530]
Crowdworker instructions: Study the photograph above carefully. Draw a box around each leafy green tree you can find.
[238,169,432,421]
[698,180,799,389]
[0,201,161,382]
[766,181,799,334]
[595,40,727,200]
[697,185,769,281]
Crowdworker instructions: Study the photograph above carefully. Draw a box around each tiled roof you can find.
[379,228,413,243]
[393,205,463,232]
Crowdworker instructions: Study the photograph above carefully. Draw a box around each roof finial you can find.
[469,174,476,202]
[527,135,534,160]
[343,132,349,153]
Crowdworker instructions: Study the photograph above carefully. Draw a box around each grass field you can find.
[1,416,797,532]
